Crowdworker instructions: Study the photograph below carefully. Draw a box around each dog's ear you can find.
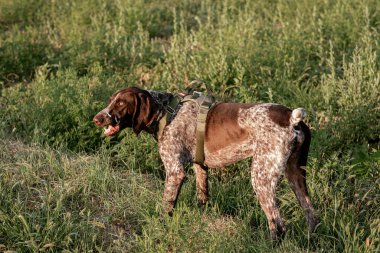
[131,91,155,135]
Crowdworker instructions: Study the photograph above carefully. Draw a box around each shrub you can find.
[0,64,122,151]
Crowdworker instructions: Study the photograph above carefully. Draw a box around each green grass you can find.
[0,0,379,252]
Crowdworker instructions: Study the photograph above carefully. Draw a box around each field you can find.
[0,0,379,252]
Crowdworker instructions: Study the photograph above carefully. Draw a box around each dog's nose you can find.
[93,116,103,126]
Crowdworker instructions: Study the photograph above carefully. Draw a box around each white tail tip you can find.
[291,108,307,126]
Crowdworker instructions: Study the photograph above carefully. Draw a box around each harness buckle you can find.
[192,91,202,99]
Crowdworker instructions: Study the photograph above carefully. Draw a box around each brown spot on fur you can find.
[205,103,254,153]
[268,104,292,127]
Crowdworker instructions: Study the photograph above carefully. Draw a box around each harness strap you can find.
[157,94,183,139]
[195,97,214,164]
[182,92,216,165]
[157,114,168,139]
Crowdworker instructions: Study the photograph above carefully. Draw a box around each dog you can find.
[93,86,318,240]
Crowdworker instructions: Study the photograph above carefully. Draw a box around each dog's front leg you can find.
[159,140,188,216]
[193,164,209,206]
[158,108,196,216]
[162,168,186,216]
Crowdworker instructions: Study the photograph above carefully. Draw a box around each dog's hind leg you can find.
[251,158,286,241]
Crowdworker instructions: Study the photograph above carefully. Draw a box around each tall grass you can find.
[0,0,379,251]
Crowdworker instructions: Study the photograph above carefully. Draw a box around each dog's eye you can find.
[118,101,124,106]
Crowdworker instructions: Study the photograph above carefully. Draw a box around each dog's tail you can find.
[290,108,307,126]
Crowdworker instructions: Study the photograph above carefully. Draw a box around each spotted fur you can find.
[93,87,319,241]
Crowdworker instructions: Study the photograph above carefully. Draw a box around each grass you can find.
[1,139,379,252]
[0,0,379,252]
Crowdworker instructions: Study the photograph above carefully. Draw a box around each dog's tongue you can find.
[104,125,120,136]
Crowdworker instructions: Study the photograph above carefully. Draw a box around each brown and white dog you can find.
[93,86,319,240]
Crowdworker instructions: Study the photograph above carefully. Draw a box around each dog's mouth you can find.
[94,111,125,137]
[104,124,121,136]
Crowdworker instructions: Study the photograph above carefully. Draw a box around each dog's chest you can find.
[158,101,199,160]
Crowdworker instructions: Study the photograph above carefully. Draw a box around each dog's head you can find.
[93,87,158,136]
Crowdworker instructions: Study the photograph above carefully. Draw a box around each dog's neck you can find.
[148,90,174,110]
[146,90,177,138]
